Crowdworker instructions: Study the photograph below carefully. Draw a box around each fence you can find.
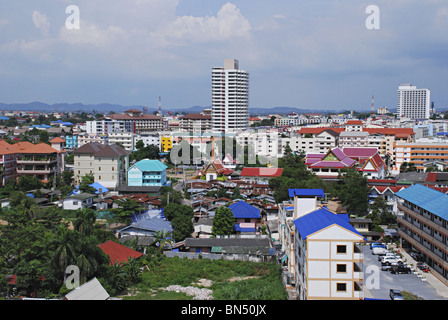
[164,251,274,263]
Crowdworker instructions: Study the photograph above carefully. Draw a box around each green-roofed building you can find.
[127,159,168,187]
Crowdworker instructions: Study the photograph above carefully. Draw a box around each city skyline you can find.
[0,1,447,111]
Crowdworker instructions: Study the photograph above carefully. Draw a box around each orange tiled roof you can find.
[50,137,66,143]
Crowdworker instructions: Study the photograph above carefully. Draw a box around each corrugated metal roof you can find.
[132,159,168,172]
[395,184,448,220]
[65,277,110,300]
[293,207,364,240]
[288,189,325,198]
[229,201,260,219]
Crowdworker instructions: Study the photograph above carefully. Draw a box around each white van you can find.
[381,255,402,264]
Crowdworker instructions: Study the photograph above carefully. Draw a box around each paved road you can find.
[362,245,446,300]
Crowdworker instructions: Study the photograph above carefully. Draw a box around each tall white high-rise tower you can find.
[397,84,430,119]
[212,59,249,133]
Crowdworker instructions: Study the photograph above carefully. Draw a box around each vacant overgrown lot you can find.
[123,256,287,300]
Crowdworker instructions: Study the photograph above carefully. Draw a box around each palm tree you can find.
[75,236,107,283]
[73,208,96,236]
[52,226,78,274]
[153,230,173,254]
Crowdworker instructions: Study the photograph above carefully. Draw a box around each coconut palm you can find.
[73,208,96,236]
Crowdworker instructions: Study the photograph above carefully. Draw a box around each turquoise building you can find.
[127,159,168,187]
[65,135,79,149]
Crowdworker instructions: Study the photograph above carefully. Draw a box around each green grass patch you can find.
[130,256,287,300]
[401,291,424,300]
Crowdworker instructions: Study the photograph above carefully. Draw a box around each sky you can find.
[0,0,447,112]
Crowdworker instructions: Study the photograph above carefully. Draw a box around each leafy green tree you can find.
[79,173,96,193]
[369,196,396,226]
[212,206,236,236]
[111,198,143,224]
[17,175,43,191]
[336,168,369,215]
[400,162,417,173]
[171,215,194,242]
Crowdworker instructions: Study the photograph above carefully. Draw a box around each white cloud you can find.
[58,20,127,47]
[32,11,50,36]
[150,2,251,46]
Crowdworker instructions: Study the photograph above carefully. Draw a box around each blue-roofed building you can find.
[277,188,365,300]
[127,159,168,187]
[278,189,326,288]
[228,201,261,235]
[118,217,173,238]
[292,207,365,300]
[395,184,448,285]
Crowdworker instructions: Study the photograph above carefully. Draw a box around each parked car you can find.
[372,247,388,255]
[381,256,402,264]
[381,264,393,271]
[378,251,394,261]
[391,264,412,274]
[410,252,425,262]
[390,289,405,300]
[370,242,387,250]
[417,262,430,272]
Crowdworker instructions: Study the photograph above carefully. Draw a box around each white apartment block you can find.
[397,84,431,119]
[236,130,283,159]
[78,133,109,147]
[283,130,339,154]
[212,59,249,133]
[288,189,365,300]
[86,109,166,135]
[339,131,369,148]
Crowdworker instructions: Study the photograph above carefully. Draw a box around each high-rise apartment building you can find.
[212,59,249,133]
[397,84,430,119]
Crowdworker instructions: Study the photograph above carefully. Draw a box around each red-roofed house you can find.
[240,167,283,181]
[344,120,363,132]
[98,240,143,265]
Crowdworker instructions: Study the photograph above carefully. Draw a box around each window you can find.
[73,201,78,205]
[99,167,101,171]
[336,283,347,292]
[336,245,347,254]
[337,264,347,273]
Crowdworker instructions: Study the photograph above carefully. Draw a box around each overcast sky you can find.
[0,0,447,111]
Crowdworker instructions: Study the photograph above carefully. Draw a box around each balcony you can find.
[17,156,57,164]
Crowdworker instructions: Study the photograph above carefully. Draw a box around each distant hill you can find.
[0,101,415,115]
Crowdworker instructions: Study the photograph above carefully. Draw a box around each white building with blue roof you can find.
[282,189,365,300]
[293,207,365,300]
[395,184,448,286]
[228,201,261,234]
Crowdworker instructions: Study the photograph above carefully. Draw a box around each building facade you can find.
[396,184,448,286]
[293,207,365,300]
[74,142,129,190]
[127,159,167,187]
[397,84,431,119]
[212,59,249,133]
